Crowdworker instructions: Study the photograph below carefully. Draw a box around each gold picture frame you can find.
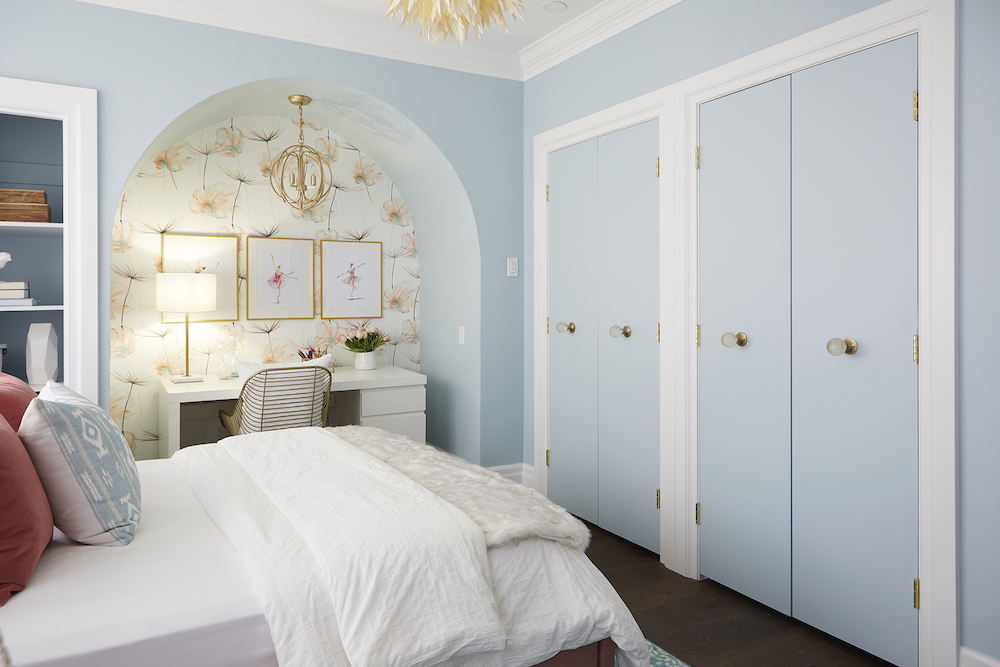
[246,236,315,320]
[321,240,382,319]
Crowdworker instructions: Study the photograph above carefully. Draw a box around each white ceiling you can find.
[74,0,683,80]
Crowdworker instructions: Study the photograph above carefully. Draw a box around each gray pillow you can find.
[17,382,141,546]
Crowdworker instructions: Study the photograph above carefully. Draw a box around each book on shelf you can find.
[0,289,29,298]
[0,281,28,289]
[0,298,39,306]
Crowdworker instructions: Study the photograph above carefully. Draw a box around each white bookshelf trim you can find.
[0,77,98,404]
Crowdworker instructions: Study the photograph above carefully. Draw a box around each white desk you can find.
[157,366,427,458]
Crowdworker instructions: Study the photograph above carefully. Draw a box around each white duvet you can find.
[175,427,648,667]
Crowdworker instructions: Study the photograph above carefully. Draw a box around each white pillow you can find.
[234,354,334,378]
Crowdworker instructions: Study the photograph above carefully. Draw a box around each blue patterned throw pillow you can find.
[17,382,141,546]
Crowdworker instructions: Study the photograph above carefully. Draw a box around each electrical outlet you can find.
[459,326,465,346]
[507,257,518,277]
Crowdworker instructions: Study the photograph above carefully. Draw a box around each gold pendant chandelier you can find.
[382,0,524,44]
[270,95,333,212]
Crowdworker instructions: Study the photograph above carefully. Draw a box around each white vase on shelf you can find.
[354,351,377,371]
[26,322,58,386]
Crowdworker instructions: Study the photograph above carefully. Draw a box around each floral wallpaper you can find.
[110,115,420,460]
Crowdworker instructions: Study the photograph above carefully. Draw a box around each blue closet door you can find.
[597,120,660,553]
[548,139,600,524]
[791,35,918,667]
[698,77,793,614]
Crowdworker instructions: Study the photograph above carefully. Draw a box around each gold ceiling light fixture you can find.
[382,0,525,45]
[270,95,332,212]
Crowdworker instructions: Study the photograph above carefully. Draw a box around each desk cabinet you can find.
[158,366,427,458]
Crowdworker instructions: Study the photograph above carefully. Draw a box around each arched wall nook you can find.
[113,78,482,462]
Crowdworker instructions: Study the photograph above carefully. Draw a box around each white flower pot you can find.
[354,351,377,371]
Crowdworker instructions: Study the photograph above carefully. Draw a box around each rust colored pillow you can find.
[0,372,38,430]
[0,413,53,606]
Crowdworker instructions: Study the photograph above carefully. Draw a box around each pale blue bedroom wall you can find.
[957,0,1000,658]
[0,0,524,466]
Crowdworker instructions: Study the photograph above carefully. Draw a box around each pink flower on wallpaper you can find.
[381,197,411,227]
[216,127,245,157]
[259,342,294,365]
[258,152,274,179]
[153,349,185,377]
[401,319,420,345]
[111,221,135,253]
[152,143,194,188]
[315,138,339,165]
[191,185,237,219]
[316,320,341,350]
[293,206,328,224]
[111,327,136,359]
[352,158,385,201]
[401,232,418,259]
[384,284,417,314]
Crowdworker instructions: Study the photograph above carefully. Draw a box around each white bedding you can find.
[1,428,649,667]
[175,427,508,667]
[177,427,649,667]
[0,459,278,667]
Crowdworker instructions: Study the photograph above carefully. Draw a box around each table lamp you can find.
[155,272,217,383]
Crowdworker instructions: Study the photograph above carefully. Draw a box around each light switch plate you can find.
[459,326,465,345]
[507,257,518,277]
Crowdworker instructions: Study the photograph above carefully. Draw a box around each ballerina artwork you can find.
[267,254,297,304]
[338,262,366,301]
[185,256,219,274]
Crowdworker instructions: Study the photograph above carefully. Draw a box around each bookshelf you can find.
[0,77,97,402]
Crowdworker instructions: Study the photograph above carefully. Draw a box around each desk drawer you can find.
[361,385,425,417]
[362,412,426,443]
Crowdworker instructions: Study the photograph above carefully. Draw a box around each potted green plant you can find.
[341,326,389,370]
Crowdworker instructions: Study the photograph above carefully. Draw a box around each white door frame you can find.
[0,76,99,404]
[533,1,957,665]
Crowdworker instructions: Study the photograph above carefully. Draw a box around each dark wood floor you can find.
[583,522,894,667]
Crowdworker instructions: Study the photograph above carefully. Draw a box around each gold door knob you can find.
[556,321,576,333]
[609,325,632,338]
[721,332,748,347]
[826,337,858,356]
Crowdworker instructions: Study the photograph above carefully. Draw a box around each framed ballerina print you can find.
[246,237,314,320]
[321,240,382,319]
[161,233,239,322]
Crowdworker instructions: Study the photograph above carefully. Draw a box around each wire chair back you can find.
[220,366,333,436]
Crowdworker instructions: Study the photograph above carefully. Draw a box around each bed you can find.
[0,394,650,667]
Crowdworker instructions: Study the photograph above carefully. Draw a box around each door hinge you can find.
[656,322,661,343]
[913,91,919,121]
[546,450,551,466]
[913,334,919,364]
[695,502,701,525]
[656,156,660,177]
[656,489,661,509]
[546,317,550,334]
[695,324,701,347]
[696,147,701,169]
[913,578,920,609]
[546,185,550,201]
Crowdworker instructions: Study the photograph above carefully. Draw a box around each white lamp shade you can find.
[156,273,217,314]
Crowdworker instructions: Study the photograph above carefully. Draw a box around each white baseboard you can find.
[488,463,538,489]
[962,647,1000,667]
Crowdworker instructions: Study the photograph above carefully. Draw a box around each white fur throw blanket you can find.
[329,425,591,551]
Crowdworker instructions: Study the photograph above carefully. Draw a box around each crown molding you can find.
[519,0,684,79]
[73,0,524,80]
[74,0,680,81]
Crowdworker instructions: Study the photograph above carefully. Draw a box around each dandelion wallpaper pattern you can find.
[110,115,420,460]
